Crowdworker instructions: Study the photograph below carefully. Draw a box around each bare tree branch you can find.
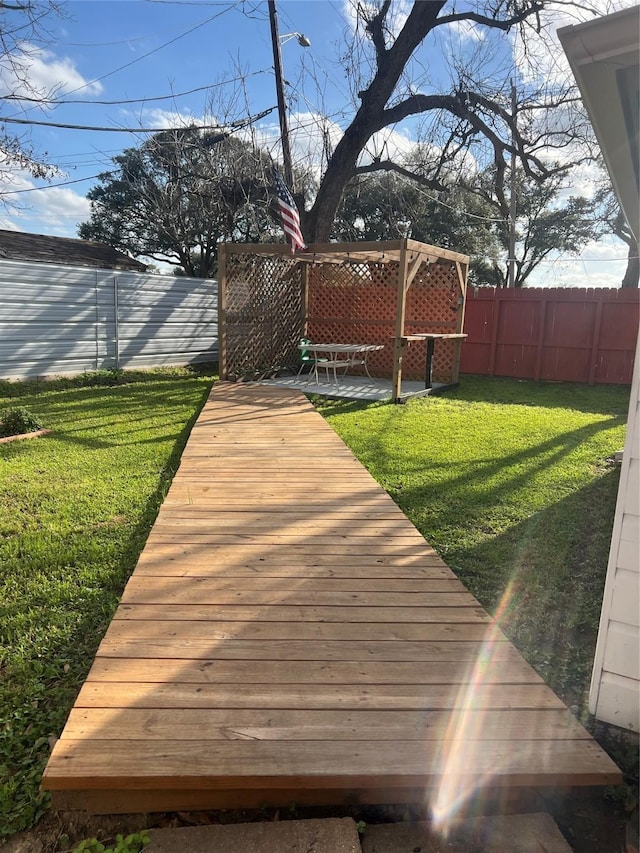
[361,0,391,62]
[432,3,544,34]
[353,158,445,191]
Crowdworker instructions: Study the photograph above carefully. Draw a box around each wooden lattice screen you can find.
[220,249,304,379]
[219,240,468,389]
[307,259,462,382]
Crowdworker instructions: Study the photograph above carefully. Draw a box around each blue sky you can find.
[0,0,635,286]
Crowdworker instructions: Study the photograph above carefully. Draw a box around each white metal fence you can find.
[0,259,218,379]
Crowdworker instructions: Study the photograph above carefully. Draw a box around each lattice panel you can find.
[405,261,461,381]
[308,258,463,382]
[224,252,304,379]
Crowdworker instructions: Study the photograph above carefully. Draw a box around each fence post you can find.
[218,244,227,378]
[488,289,500,375]
[534,297,547,382]
[113,274,120,370]
[94,268,100,371]
[588,300,604,385]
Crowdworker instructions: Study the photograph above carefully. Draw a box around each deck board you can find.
[41,382,621,813]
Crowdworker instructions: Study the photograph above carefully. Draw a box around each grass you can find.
[0,366,217,839]
[0,370,631,840]
[315,376,629,711]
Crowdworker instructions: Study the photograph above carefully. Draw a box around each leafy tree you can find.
[333,170,502,285]
[451,166,603,287]
[594,184,639,288]
[79,129,275,277]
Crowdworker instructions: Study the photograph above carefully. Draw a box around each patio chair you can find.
[296,338,327,376]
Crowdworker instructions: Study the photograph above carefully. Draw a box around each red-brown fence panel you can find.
[460,287,639,384]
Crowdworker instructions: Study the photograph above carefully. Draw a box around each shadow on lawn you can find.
[0,381,209,451]
[450,375,631,417]
[313,376,631,418]
[394,416,623,511]
[418,467,621,714]
[0,378,212,836]
[312,389,624,715]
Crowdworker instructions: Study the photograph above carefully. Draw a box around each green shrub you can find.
[0,407,43,437]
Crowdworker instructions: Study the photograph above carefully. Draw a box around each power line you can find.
[6,4,238,121]
[1,174,107,194]
[61,5,237,98]
[2,70,269,108]
[1,105,275,134]
[0,108,277,195]
[395,173,508,223]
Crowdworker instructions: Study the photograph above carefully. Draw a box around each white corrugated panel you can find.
[0,258,218,378]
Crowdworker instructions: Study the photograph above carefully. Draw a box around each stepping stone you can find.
[361,813,572,852]
[147,817,362,853]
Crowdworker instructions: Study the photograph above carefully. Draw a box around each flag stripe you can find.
[272,167,307,253]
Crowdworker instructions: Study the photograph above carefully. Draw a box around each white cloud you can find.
[0,166,91,237]
[527,234,630,287]
[135,107,204,129]
[364,125,416,164]
[0,42,103,103]
[250,111,345,176]
[445,18,486,44]
[27,186,91,221]
[254,111,428,181]
[512,0,638,88]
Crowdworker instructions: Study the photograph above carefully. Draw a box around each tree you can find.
[79,129,275,277]
[332,170,502,285]
[0,1,62,202]
[594,184,639,288]
[299,1,595,243]
[468,168,603,287]
[80,1,602,272]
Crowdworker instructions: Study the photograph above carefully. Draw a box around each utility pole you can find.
[507,79,518,288]
[268,0,295,192]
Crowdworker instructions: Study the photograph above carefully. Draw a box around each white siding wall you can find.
[0,259,217,379]
[589,334,640,732]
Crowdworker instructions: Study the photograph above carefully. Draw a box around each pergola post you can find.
[217,243,228,379]
[452,260,468,383]
[391,240,409,403]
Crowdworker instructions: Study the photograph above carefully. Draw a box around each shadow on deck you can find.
[41,382,621,817]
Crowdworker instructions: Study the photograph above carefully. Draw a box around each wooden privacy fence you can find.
[460,287,640,385]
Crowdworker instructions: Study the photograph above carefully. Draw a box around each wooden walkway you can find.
[42,383,621,814]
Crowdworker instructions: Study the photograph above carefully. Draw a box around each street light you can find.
[267,1,309,193]
[280,32,311,47]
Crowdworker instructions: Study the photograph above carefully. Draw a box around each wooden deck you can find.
[42,382,621,814]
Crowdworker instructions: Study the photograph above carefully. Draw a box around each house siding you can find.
[0,259,217,379]
[589,333,640,732]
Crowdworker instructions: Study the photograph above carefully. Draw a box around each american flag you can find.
[272,167,307,253]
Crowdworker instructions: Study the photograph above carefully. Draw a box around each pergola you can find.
[218,239,469,403]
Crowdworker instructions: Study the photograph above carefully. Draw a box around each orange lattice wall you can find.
[307,259,462,382]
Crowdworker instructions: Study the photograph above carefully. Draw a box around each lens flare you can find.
[430,578,519,836]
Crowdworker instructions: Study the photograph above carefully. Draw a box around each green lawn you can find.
[0,367,216,838]
[0,370,630,840]
[316,377,629,713]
